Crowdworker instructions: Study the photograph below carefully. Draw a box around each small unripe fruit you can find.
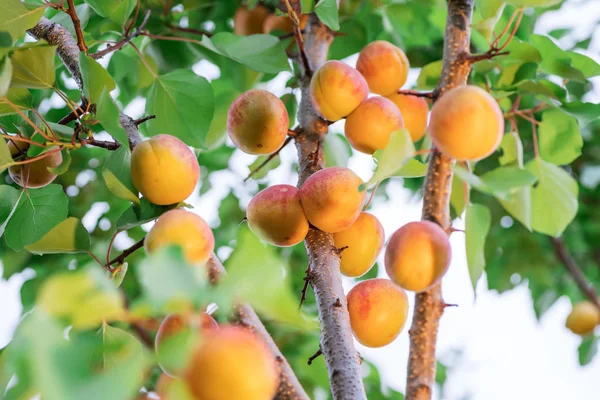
[263,14,308,34]
[310,60,368,121]
[428,85,504,161]
[566,301,600,335]
[130,135,199,205]
[183,325,278,400]
[247,184,309,247]
[347,278,409,348]
[145,209,215,264]
[234,5,270,36]
[385,221,451,292]
[7,140,28,157]
[386,93,429,142]
[345,97,404,154]
[227,89,289,155]
[333,212,384,277]
[8,145,62,189]
[300,167,366,233]
[356,41,409,96]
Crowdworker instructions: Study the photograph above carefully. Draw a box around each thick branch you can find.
[295,15,366,400]
[406,1,474,400]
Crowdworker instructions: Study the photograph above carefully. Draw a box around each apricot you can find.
[347,278,408,348]
[356,41,409,96]
[333,212,384,277]
[386,93,429,142]
[247,184,309,247]
[233,5,270,36]
[385,221,451,292]
[428,85,504,161]
[310,60,368,121]
[130,134,199,205]
[345,97,404,154]
[227,89,289,155]
[566,301,600,336]
[183,325,278,400]
[155,373,177,399]
[8,144,62,188]
[299,167,366,233]
[145,209,215,264]
[263,14,308,34]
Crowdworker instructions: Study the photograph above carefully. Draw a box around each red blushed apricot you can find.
[347,278,409,348]
[234,5,270,35]
[386,93,429,142]
[310,60,368,121]
[356,41,409,96]
[227,89,289,155]
[145,209,215,264]
[566,301,600,335]
[299,167,366,233]
[428,85,504,161]
[385,221,451,293]
[247,184,309,247]
[333,212,384,277]
[345,97,404,154]
[8,146,62,189]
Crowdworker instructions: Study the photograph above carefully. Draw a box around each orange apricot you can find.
[428,85,504,161]
[8,144,62,188]
[145,209,215,264]
[566,301,600,335]
[309,60,368,121]
[386,93,429,142]
[299,167,366,233]
[333,212,384,277]
[356,41,409,96]
[233,5,270,36]
[263,14,308,34]
[347,278,409,348]
[345,96,405,154]
[247,184,309,247]
[227,89,289,155]
[130,134,199,205]
[385,221,451,292]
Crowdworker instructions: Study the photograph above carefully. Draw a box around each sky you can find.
[1,1,600,399]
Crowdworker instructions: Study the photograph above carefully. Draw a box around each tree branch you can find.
[406,1,474,400]
[66,0,87,53]
[90,10,151,60]
[107,237,145,267]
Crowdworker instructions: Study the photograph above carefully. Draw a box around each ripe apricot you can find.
[347,278,409,348]
[428,85,504,161]
[263,14,308,34]
[233,5,270,36]
[345,97,404,154]
[227,89,289,155]
[8,145,62,188]
[356,41,409,96]
[310,60,368,121]
[333,212,384,277]
[385,221,451,292]
[386,93,429,142]
[183,325,278,400]
[566,301,600,335]
[130,134,199,205]
[145,209,215,264]
[299,167,366,233]
[247,184,309,247]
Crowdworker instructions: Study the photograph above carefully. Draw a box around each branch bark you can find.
[406,1,474,400]
[295,14,367,400]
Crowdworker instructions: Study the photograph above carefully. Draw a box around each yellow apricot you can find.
[130,134,199,205]
[333,212,384,277]
[227,89,289,155]
[233,5,270,36]
[385,221,451,292]
[299,167,366,233]
[356,40,409,96]
[263,14,308,34]
[566,301,600,335]
[145,209,215,264]
[8,144,62,188]
[386,93,429,142]
[347,278,409,348]
[345,96,404,154]
[310,60,368,121]
[183,325,278,400]
[247,184,309,247]
[428,85,504,161]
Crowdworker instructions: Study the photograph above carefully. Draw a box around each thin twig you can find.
[397,89,434,99]
[107,237,145,267]
[466,50,510,63]
[298,265,312,309]
[84,139,120,150]
[244,136,293,182]
[363,181,381,210]
[134,115,156,126]
[90,10,151,59]
[166,23,213,37]
[106,230,121,266]
[307,347,323,365]
[283,0,312,76]
[57,100,88,125]
[66,0,87,53]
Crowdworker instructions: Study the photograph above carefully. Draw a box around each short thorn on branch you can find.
[332,298,342,308]
[91,10,152,59]
[243,136,293,182]
[466,50,510,63]
[397,89,435,99]
[298,265,312,309]
[334,245,349,256]
[134,115,156,126]
[307,346,323,365]
[443,303,458,309]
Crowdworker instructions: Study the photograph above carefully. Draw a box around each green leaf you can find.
[393,158,428,178]
[504,38,542,63]
[365,129,415,188]
[0,136,13,173]
[5,184,69,251]
[80,54,117,103]
[95,89,129,145]
[315,0,340,31]
[525,158,578,237]
[530,34,587,82]
[417,60,443,90]
[453,165,537,200]
[247,154,281,180]
[112,262,128,288]
[538,108,582,165]
[101,324,147,373]
[499,131,523,166]
[0,87,32,116]
[465,203,491,290]
[569,51,600,78]
[10,44,57,89]
[281,93,297,128]
[116,198,178,230]
[51,4,91,38]
[561,101,600,125]
[473,0,505,39]
[450,174,467,217]
[505,0,562,7]
[102,146,139,204]
[84,0,137,26]
[0,184,21,236]
[25,217,90,254]
[578,336,598,366]
[47,149,72,175]
[146,69,214,148]
[0,0,45,43]
[0,56,12,96]
[324,133,351,168]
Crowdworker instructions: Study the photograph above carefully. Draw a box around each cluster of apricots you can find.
[233,4,308,36]
[565,301,600,336]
